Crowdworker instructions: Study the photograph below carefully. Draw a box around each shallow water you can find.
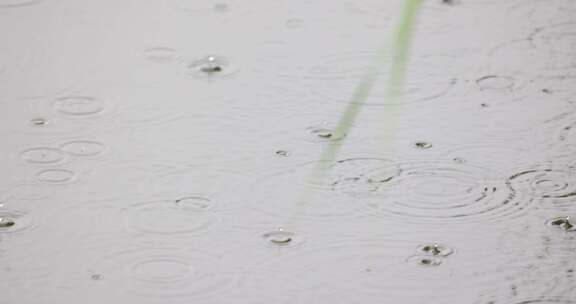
[0,0,575,303]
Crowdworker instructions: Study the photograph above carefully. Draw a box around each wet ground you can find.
[1,0,576,303]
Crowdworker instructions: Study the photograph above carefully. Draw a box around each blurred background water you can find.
[0,0,575,303]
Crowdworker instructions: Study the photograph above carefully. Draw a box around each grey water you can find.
[0,0,575,303]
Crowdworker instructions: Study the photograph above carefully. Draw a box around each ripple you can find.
[36,168,76,183]
[531,23,576,57]
[20,147,66,165]
[476,75,516,91]
[509,168,576,200]
[143,47,177,63]
[53,96,104,116]
[0,0,42,8]
[124,198,218,235]
[306,53,458,106]
[1,183,54,201]
[364,161,519,223]
[241,158,399,221]
[59,140,106,157]
[92,247,238,298]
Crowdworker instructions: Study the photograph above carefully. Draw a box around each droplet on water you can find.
[476,75,514,91]
[0,217,15,228]
[418,243,454,257]
[547,216,574,231]
[414,141,433,149]
[91,274,103,281]
[30,118,48,126]
[408,255,443,267]
[275,150,290,157]
[263,229,295,246]
[188,55,236,77]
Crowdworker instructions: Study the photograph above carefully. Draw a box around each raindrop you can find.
[476,75,515,91]
[60,140,105,157]
[144,47,177,63]
[409,256,443,267]
[417,243,454,257]
[53,96,104,116]
[20,147,66,164]
[0,217,15,228]
[262,229,297,246]
[275,150,290,157]
[0,210,32,233]
[30,118,48,126]
[188,55,236,77]
[413,141,433,149]
[452,157,466,164]
[36,169,76,183]
[546,216,574,232]
[91,274,103,281]
[307,124,346,143]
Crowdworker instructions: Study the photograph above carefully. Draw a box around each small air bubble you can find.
[453,157,466,164]
[481,103,489,108]
[91,274,102,280]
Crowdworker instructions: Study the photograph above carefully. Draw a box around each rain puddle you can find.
[0,0,575,303]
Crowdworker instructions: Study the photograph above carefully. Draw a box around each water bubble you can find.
[36,169,76,183]
[452,157,466,164]
[413,141,433,149]
[53,96,104,116]
[91,274,103,281]
[124,199,218,235]
[60,140,105,157]
[417,243,454,257]
[29,118,48,126]
[188,55,237,77]
[20,147,66,164]
[546,216,575,232]
[476,75,515,91]
[143,47,177,63]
